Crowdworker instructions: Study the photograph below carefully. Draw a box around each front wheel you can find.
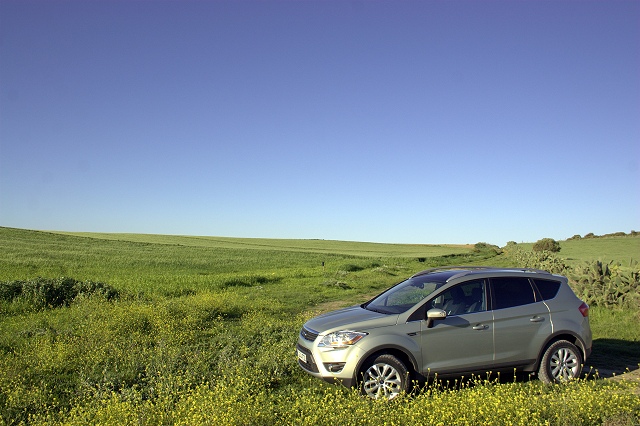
[538,340,583,383]
[360,354,409,400]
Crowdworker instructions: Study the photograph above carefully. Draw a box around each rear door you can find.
[490,276,552,367]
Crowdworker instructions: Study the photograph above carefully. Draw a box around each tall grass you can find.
[0,227,476,295]
[1,227,639,425]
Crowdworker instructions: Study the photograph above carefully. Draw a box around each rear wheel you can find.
[360,354,409,400]
[538,340,583,383]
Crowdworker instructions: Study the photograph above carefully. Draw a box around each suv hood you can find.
[304,305,397,334]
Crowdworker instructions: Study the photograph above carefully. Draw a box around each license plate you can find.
[297,349,307,363]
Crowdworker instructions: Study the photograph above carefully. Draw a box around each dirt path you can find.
[604,367,640,395]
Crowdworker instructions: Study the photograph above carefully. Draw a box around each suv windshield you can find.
[364,277,444,314]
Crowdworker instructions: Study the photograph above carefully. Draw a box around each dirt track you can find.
[605,368,640,395]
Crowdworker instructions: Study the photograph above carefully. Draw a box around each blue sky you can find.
[1,0,638,246]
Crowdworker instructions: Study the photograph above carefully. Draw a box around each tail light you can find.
[578,302,589,317]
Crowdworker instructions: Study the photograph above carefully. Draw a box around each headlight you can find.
[318,331,367,349]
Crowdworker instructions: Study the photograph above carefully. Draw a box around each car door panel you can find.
[418,279,494,374]
[492,303,551,365]
[420,311,494,374]
[490,277,552,366]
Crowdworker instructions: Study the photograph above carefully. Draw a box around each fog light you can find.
[324,362,346,373]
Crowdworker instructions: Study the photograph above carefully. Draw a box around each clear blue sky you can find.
[1,1,638,246]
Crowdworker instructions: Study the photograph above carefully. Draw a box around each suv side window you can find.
[490,277,536,310]
[532,278,561,300]
[427,279,487,316]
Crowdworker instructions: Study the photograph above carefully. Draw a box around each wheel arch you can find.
[529,331,588,372]
[353,345,420,383]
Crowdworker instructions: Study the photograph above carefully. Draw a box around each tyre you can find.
[538,340,583,383]
[360,354,409,400]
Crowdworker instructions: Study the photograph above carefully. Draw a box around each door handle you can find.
[472,324,488,330]
[530,316,545,323]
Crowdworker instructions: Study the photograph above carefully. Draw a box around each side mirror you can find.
[426,308,447,328]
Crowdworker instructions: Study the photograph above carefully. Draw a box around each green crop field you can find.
[0,227,638,425]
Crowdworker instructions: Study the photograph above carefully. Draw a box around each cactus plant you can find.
[503,246,639,309]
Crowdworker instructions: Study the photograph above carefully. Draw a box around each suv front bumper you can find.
[296,338,361,388]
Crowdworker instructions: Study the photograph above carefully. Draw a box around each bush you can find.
[532,238,561,253]
[0,277,118,311]
[473,242,501,254]
[502,244,567,274]
[341,264,365,272]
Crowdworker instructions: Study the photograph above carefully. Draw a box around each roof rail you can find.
[411,266,494,277]
[412,266,552,279]
[494,268,552,274]
[447,267,552,282]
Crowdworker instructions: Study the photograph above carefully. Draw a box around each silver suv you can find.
[297,267,592,399]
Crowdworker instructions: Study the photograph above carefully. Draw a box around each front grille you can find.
[300,326,319,342]
[297,344,319,373]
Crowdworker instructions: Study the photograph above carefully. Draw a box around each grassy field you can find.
[0,227,639,425]
[560,237,640,267]
[515,236,640,267]
[51,230,473,257]
[0,227,482,308]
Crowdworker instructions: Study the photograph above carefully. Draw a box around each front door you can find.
[419,279,495,375]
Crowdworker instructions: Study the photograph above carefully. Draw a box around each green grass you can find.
[1,227,639,425]
[0,227,491,305]
[516,236,640,267]
[587,308,640,374]
[51,230,473,257]
[560,236,640,267]
[0,227,475,294]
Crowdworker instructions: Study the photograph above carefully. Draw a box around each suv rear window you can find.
[533,278,561,300]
